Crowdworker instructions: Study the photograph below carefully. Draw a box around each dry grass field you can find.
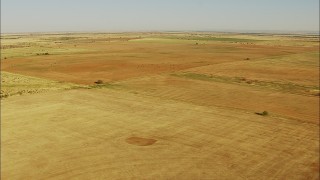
[1,32,319,179]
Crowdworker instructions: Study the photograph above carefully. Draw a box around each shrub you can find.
[256,111,269,116]
[36,53,49,55]
[262,111,268,116]
[238,77,247,81]
[95,80,104,84]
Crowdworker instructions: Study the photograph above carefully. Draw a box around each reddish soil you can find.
[1,42,317,85]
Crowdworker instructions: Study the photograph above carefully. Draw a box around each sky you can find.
[1,0,319,33]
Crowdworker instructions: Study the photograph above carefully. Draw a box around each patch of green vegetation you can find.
[172,73,210,80]
[157,36,262,42]
[1,46,90,59]
[172,73,319,96]
[40,36,89,41]
[131,38,193,44]
[0,71,83,98]
[172,73,237,83]
[0,36,21,40]
[259,52,320,68]
[305,51,320,59]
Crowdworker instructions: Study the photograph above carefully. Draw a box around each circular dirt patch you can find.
[126,137,157,146]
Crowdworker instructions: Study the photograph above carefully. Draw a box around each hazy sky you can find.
[1,0,319,33]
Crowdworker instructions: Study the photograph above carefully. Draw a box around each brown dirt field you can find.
[1,39,318,85]
[1,33,319,179]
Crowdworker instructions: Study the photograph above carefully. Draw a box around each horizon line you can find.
[1,29,319,35]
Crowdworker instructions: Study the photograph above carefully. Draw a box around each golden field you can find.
[1,32,319,179]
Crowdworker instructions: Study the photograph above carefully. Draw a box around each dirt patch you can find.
[126,137,157,146]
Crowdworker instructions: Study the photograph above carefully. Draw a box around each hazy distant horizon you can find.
[1,29,319,35]
[1,0,319,33]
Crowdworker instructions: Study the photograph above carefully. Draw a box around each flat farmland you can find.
[1,32,319,179]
